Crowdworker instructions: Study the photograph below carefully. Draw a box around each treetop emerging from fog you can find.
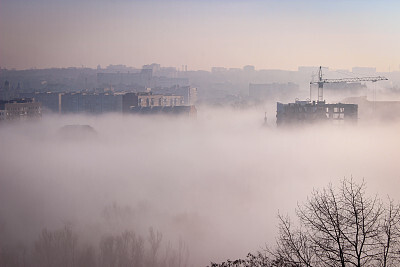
[273,178,400,267]
[212,178,400,267]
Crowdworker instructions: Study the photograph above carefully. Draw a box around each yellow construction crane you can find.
[310,66,388,102]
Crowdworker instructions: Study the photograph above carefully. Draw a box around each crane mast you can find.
[310,66,388,102]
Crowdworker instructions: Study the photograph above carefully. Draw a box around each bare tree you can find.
[147,227,163,267]
[0,243,27,267]
[162,239,190,267]
[99,231,144,267]
[208,252,277,267]
[33,225,78,267]
[271,178,400,267]
[269,214,314,267]
[377,198,400,267]
[76,245,96,267]
[99,235,117,267]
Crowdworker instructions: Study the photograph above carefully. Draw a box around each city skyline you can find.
[3,1,400,266]
[1,0,400,72]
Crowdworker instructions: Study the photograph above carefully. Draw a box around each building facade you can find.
[20,92,61,113]
[122,91,185,112]
[276,100,358,126]
[0,98,42,121]
[60,92,123,113]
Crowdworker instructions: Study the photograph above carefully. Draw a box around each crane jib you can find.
[310,66,388,101]
[310,77,388,84]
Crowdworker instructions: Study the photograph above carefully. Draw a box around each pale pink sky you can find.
[1,0,399,71]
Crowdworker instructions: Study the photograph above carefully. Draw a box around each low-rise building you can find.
[137,93,184,107]
[122,91,185,112]
[0,98,42,121]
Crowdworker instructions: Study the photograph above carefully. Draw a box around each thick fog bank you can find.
[1,108,400,265]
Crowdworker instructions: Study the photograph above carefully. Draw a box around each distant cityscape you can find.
[1,63,400,122]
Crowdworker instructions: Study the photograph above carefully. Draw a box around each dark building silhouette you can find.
[276,100,358,126]
[20,92,61,113]
[60,92,123,113]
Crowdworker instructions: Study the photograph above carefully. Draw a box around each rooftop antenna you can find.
[263,112,269,127]
[318,66,324,102]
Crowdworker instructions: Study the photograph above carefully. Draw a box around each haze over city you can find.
[2,1,400,267]
[1,0,400,71]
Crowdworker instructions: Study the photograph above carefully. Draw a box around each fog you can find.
[1,108,400,265]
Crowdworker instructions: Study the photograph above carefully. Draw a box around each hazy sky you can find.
[1,0,400,71]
